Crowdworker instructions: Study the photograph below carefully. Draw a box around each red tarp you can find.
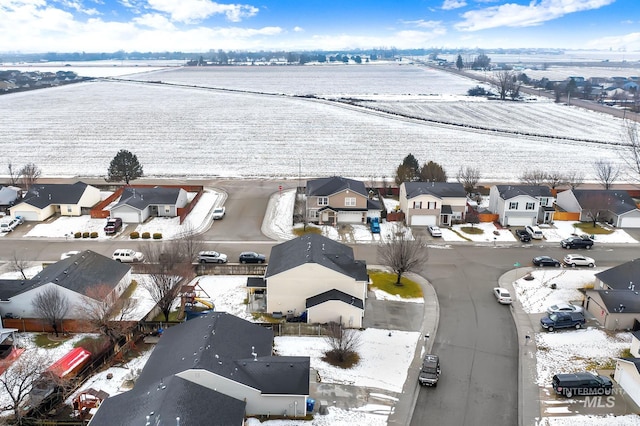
[47,347,91,379]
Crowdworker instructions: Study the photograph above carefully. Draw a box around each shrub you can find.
[74,232,82,239]
[130,231,140,239]
[82,232,90,238]
[141,232,151,239]
[90,232,98,238]
[153,233,162,239]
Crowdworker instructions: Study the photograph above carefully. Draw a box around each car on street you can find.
[563,254,595,268]
[198,251,228,264]
[547,303,584,315]
[540,311,586,331]
[493,287,512,304]
[239,251,266,264]
[112,249,145,263]
[532,256,561,267]
[514,228,531,242]
[212,207,226,219]
[428,225,442,237]
[561,235,594,249]
[418,354,441,386]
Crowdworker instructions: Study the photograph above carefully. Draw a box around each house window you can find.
[165,206,171,213]
[309,209,318,219]
[525,202,535,210]
[345,197,356,207]
[66,206,72,213]
[317,197,328,206]
[413,201,422,209]
[427,201,437,209]
[509,202,519,210]
[539,197,548,207]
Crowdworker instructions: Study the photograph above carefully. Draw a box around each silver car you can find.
[563,254,595,268]
[547,303,584,314]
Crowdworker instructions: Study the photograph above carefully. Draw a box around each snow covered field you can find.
[0,64,630,182]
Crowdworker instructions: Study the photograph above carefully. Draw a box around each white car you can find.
[493,287,512,304]
[563,254,595,268]
[547,303,584,314]
[112,249,145,263]
[212,207,226,219]
[428,225,442,237]
[198,251,228,264]
[0,218,21,233]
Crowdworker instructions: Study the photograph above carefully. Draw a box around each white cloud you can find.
[147,0,258,23]
[293,26,303,32]
[399,19,443,29]
[442,0,467,10]
[455,0,615,31]
[133,13,176,30]
[586,32,640,51]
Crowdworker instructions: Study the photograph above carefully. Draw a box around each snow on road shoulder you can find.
[536,414,640,426]
[275,328,420,393]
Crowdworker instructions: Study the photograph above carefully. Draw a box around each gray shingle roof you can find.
[265,234,368,281]
[113,187,182,211]
[595,258,640,290]
[0,250,129,301]
[19,182,91,208]
[0,186,19,206]
[572,189,638,215]
[306,289,364,309]
[403,182,466,199]
[495,185,552,199]
[306,176,367,197]
[594,289,640,313]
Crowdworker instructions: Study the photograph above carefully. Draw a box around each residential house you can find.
[488,185,555,226]
[262,234,368,328]
[9,181,100,221]
[305,176,381,225]
[0,186,19,214]
[0,250,131,320]
[399,182,467,226]
[109,186,189,223]
[556,189,640,228]
[89,312,311,425]
[614,357,640,407]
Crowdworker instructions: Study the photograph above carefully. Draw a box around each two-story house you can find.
[555,189,640,228]
[488,185,555,227]
[305,176,381,225]
[399,182,467,226]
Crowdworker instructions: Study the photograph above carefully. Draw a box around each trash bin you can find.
[306,398,315,412]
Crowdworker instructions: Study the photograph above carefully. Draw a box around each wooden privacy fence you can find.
[0,318,121,333]
[553,212,581,221]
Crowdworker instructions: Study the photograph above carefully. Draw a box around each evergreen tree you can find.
[107,149,143,184]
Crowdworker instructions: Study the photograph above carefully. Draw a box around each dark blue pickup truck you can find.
[540,312,586,332]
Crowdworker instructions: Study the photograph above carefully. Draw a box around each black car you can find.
[533,255,561,267]
[514,229,532,242]
[561,235,594,250]
[552,373,612,398]
[239,251,266,264]
[418,354,441,386]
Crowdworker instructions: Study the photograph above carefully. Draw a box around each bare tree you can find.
[176,223,204,263]
[323,322,361,366]
[543,171,565,190]
[456,166,481,194]
[620,121,640,181]
[10,251,31,280]
[0,350,52,425]
[492,70,518,100]
[564,170,585,189]
[378,224,428,285]
[31,286,69,337]
[519,170,547,186]
[593,160,620,189]
[7,161,20,186]
[19,162,41,191]
[466,210,480,228]
[80,284,139,343]
[142,241,194,322]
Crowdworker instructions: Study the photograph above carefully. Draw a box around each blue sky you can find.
[0,0,638,53]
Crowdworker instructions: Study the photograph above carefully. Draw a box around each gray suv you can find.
[198,251,228,264]
[418,354,440,386]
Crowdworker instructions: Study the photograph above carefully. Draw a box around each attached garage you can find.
[410,215,436,226]
[615,358,640,407]
[619,214,640,229]
[337,211,365,224]
[505,216,535,227]
[11,211,39,221]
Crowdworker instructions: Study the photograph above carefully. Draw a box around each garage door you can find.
[337,211,363,223]
[410,215,436,226]
[619,370,640,406]
[111,211,141,223]
[620,216,640,228]
[506,216,533,227]
[13,211,39,221]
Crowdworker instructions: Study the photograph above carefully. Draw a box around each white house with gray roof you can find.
[488,185,555,226]
[399,182,467,226]
[556,189,640,228]
[263,234,368,328]
[109,186,188,223]
[9,181,100,221]
[305,176,381,225]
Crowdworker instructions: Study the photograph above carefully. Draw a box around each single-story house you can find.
[488,185,555,226]
[89,312,311,425]
[9,181,100,221]
[399,182,467,226]
[555,189,640,228]
[262,233,368,328]
[305,176,381,225]
[0,186,20,213]
[109,186,189,223]
[585,289,640,330]
[0,250,131,320]
[615,355,640,407]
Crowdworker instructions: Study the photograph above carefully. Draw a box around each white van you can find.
[525,225,544,240]
[112,249,145,263]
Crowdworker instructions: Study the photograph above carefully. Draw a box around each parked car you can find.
[493,287,512,304]
[547,303,584,315]
[198,251,228,264]
[540,311,585,332]
[212,207,226,220]
[104,217,123,235]
[112,249,145,263]
[561,235,594,249]
[563,254,595,268]
[0,218,21,233]
[239,251,266,264]
[525,225,544,240]
[370,217,380,234]
[552,372,613,398]
[428,225,442,237]
[514,228,531,242]
[532,256,561,267]
[418,354,441,386]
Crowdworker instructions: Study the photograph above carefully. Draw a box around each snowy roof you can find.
[0,186,18,205]
[403,182,466,199]
[306,176,367,197]
[90,374,246,426]
[591,289,640,313]
[112,186,183,211]
[265,233,368,281]
[0,250,130,300]
[18,181,92,208]
[495,184,552,200]
[306,289,364,309]
[595,258,640,290]
[572,189,639,215]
